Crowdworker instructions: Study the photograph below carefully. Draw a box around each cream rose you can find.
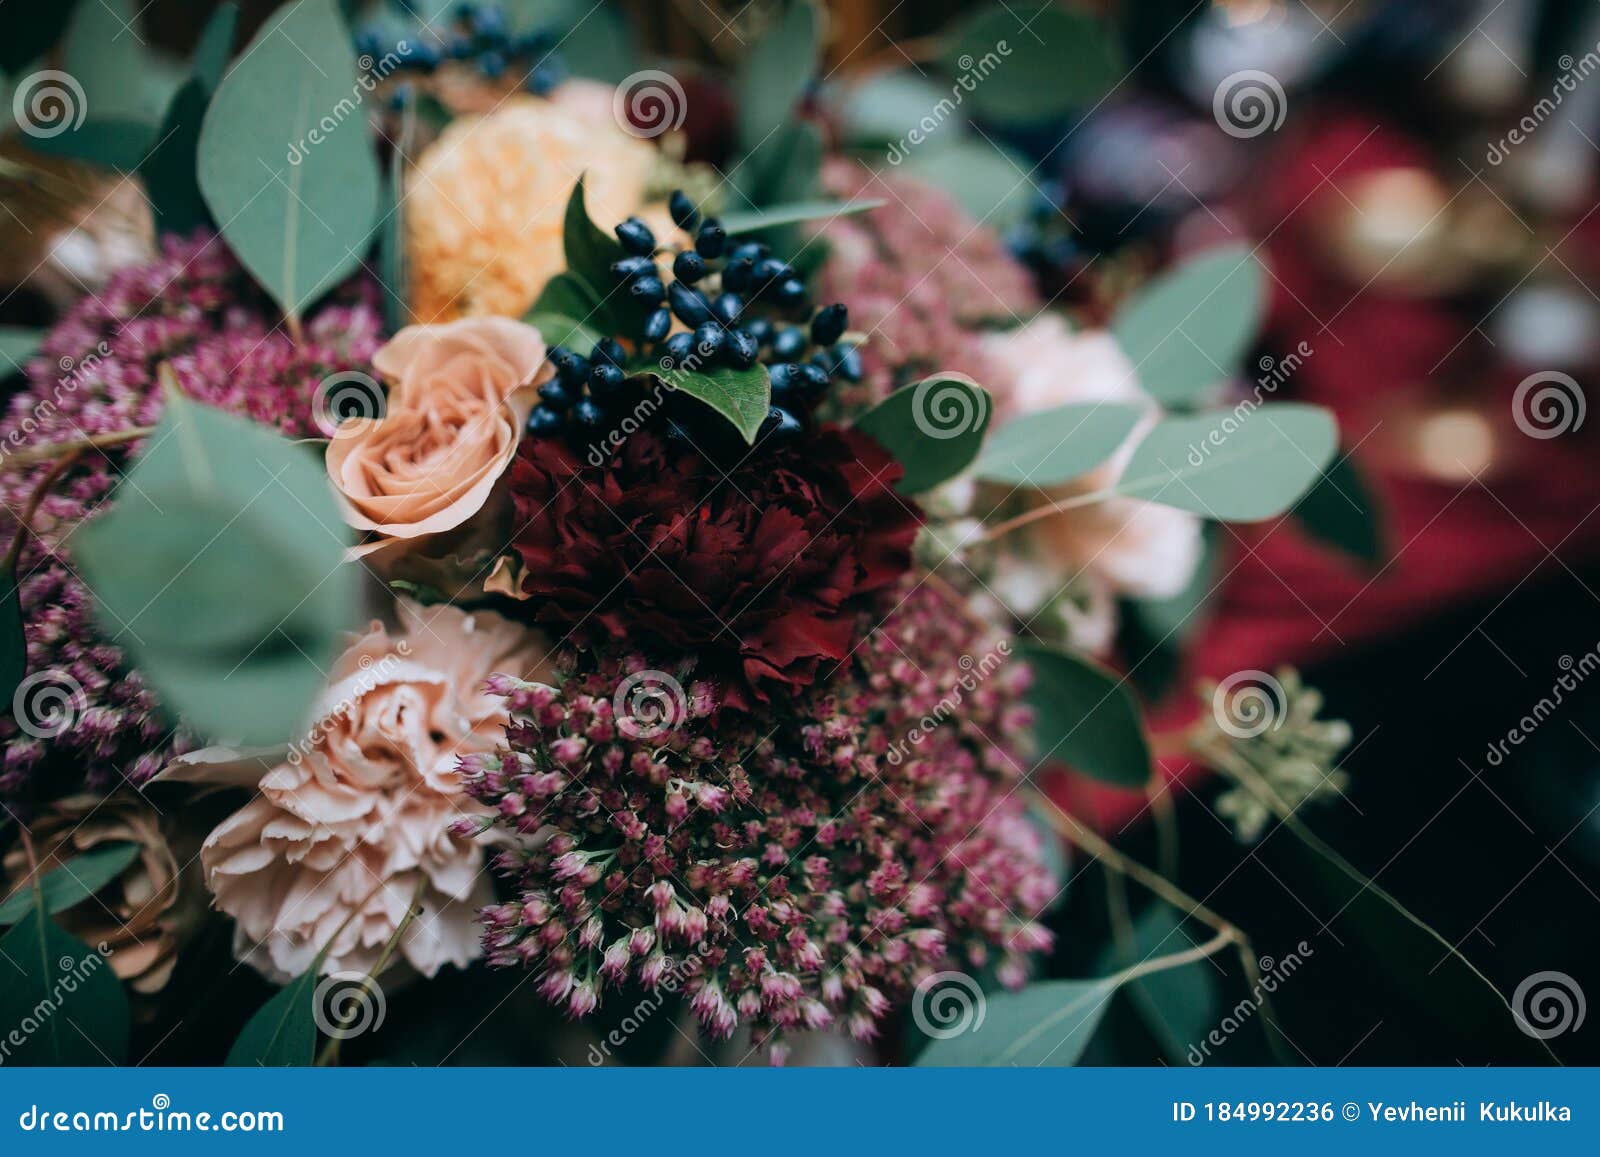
[978,315,1204,601]
[406,89,655,322]
[163,600,554,982]
[327,316,548,549]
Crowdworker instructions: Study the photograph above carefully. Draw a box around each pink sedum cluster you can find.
[814,159,1039,412]
[0,233,383,801]
[464,583,1056,1055]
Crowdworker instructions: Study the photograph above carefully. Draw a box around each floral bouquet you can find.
[5,0,1526,1069]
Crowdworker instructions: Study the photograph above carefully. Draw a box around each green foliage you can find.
[0,905,130,1065]
[900,136,1037,233]
[654,364,772,445]
[719,199,884,235]
[915,978,1118,1066]
[1019,643,1151,788]
[0,843,139,926]
[975,401,1145,487]
[144,4,239,236]
[853,375,992,493]
[937,3,1124,125]
[1116,403,1338,522]
[73,380,358,746]
[1293,452,1385,565]
[1096,905,1221,1064]
[197,0,380,320]
[1111,245,1266,404]
[0,328,42,376]
[735,1,819,151]
[226,969,318,1066]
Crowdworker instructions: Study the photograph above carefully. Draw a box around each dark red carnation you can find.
[506,425,920,708]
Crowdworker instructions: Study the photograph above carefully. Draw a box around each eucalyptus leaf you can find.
[0,907,130,1065]
[226,969,317,1066]
[975,402,1145,487]
[1096,905,1221,1065]
[853,375,991,494]
[198,0,381,321]
[1112,245,1266,404]
[192,2,240,92]
[1019,643,1150,788]
[1114,403,1338,522]
[145,3,239,234]
[834,71,965,150]
[0,843,139,926]
[0,328,43,376]
[64,0,165,125]
[915,978,1117,1066]
[735,0,819,150]
[73,381,358,745]
[938,3,1123,124]
[653,364,771,444]
[1293,452,1385,565]
[719,199,885,235]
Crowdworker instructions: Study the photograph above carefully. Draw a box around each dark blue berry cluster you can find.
[359,2,565,99]
[524,189,863,456]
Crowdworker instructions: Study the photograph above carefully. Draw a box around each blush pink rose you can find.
[163,600,553,981]
[327,317,549,549]
[979,315,1203,601]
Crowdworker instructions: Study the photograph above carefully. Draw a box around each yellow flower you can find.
[406,86,654,323]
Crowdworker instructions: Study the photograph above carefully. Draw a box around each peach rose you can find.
[406,90,655,322]
[162,600,554,981]
[978,315,1203,601]
[327,317,548,550]
[1,793,204,996]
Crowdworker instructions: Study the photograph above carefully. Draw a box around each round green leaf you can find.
[975,401,1146,487]
[0,907,130,1065]
[1115,402,1338,522]
[197,0,380,320]
[1019,642,1151,788]
[938,4,1123,125]
[915,978,1118,1066]
[853,375,992,494]
[1111,245,1266,404]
